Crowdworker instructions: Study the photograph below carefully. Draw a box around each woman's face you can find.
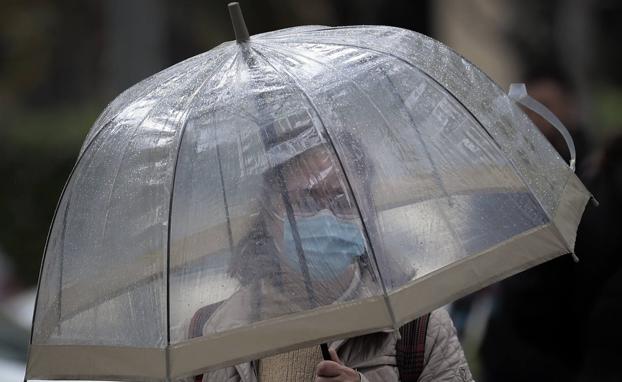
[264,145,357,241]
[262,145,366,304]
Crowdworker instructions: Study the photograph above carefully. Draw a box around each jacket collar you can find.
[231,339,356,381]
[234,362,256,382]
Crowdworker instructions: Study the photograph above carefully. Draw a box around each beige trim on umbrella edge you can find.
[169,294,391,378]
[391,172,590,324]
[27,173,590,381]
[552,173,591,249]
[390,223,566,324]
[27,295,391,381]
[27,344,166,381]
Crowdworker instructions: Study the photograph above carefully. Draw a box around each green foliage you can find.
[594,87,622,141]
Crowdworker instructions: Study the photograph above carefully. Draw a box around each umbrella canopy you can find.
[27,4,592,381]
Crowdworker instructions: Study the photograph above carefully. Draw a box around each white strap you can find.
[508,83,576,172]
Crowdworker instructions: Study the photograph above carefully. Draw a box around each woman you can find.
[196,117,473,381]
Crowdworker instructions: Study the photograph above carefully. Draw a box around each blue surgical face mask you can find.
[282,210,366,280]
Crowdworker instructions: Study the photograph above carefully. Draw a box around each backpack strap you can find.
[188,302,224,382]
[396,313,431,382]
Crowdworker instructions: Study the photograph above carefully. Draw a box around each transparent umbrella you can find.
[26,3,593,381]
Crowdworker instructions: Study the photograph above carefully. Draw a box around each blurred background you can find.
[1,0,621,381]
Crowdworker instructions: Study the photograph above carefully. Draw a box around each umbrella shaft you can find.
[320,343,331,361]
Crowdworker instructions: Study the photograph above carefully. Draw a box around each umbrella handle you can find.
[509,83,577,172]
[320,343,331,361]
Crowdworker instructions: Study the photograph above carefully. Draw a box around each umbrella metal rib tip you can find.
[228,2,250,43]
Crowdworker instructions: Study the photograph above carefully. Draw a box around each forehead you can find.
[270,146,336,192]
[281,146,333,175]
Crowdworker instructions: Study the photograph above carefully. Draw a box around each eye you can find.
[330,193,356,218]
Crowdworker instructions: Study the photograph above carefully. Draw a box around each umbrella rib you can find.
[81,43,234,156]
[249,45,400,332]
[254,25,381,42]
[215,140,236,271]
[57,102,158,339]
[262,39,563,245]
[81,54,211,157]
[254,42,470,268]
[37,93,174,340]
[238,46,318,306]
[33,52,236,356]
[28,119,111,345]
[378,67,471,258]
[290,40,565,235]
[97,101,164,270]
[309,39,572,249]
[261,38,541,178]
[165,50,236,366]
[254,42,457,201]
[33,44,236,337]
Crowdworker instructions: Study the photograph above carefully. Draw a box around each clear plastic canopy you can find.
[28,24,590,381]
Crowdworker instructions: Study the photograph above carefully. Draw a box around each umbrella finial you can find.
[228,2,250,43]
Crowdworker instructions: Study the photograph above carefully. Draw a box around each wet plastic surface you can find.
[33,25,568,354]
